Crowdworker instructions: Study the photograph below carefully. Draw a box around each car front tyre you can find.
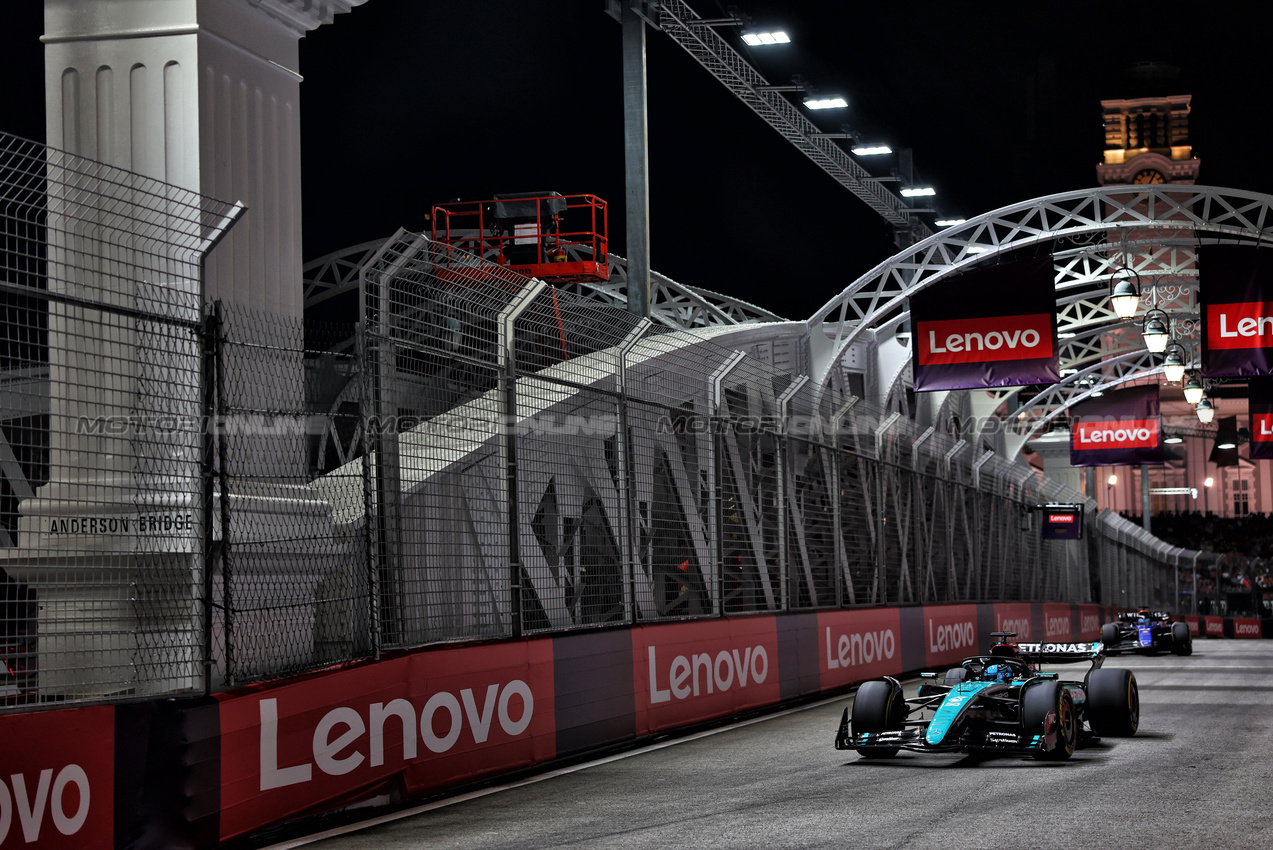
[1022,681,1076,761]
[1171,621,1193,656]
[852,680,905,759]
[1087,667,1139,736]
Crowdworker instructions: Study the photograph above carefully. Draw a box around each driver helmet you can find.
[984,663,1013,684]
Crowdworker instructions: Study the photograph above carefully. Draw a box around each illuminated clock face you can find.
[1132,169,1166,185]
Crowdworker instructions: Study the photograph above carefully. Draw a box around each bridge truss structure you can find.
[807,184,1273,457]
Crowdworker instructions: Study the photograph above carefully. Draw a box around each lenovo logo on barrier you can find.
[1082,612,1101,635]
[1073,419,1158,449]
[648,644,769,703]
[997,617,1031,639]
[825,626,896,670]
[1235,621,1261,637]
[258,681,535,791]
[917,313,1053,366]
[1208,302,1273,349]
[0,765,91,845]
[929,620,975,653]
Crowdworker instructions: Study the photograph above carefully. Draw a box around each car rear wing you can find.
[1016,642,1104,663]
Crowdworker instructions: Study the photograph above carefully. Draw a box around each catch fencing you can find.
[0,133,1199,706]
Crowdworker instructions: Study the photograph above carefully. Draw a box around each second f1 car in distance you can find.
[1101,608,1193,655]
[835,633,1139,761]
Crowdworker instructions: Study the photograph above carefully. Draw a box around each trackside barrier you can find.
[8,604,1269,847]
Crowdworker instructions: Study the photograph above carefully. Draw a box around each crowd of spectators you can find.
[1117,511,1273,616]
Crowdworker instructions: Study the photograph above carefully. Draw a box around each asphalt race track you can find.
[271,640,1273,850]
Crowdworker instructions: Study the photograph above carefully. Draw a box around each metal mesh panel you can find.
[361,234,515,648]
[0,132,238,703]
[215,304,368,686]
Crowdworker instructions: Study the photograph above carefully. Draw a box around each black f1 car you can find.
[1100,608,1193,655]
[835,633,1139,761]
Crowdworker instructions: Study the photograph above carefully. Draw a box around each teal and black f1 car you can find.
[835,633,1139,761]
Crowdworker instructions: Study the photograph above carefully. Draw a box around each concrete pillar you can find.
[4,0,366,697]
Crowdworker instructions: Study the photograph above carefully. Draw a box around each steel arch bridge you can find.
[806,184,1273,456]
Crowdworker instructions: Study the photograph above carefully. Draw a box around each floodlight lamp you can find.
[1163,433,1184,444]
[851,144,892,156]
[1109,270,1141,320]
[742,30,791,46]
[1204,476,1215,488]
[1195,397,1215,424]
[935,218,966,227]
[1107,474,1118,486]
[1161,344,1186,383]
[900,186,936,198]
[1141,310,1170,353]
[1183,373,1205,405]
[804,96,847,109]
[1218,440,1237,450]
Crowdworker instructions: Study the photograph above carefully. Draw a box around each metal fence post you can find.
[776,376,810,612]
[201,303,222,695]
[498,280,548,638]
[617,319,652,624]
[830,397,859,607]
[708,351,747,616]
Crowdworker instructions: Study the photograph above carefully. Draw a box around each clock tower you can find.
[1097,93,1200,185]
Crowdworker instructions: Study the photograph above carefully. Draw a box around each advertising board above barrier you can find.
[0,706,113,850]
[1205,618,1225,637]
[1183,616,1201,637]
[216,641,556,842]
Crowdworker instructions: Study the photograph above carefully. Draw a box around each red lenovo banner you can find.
[923,604,980,667]
[1199,244,1273,377]
[1077,605,1103,640]
[633,618,780,736]
[217,641,556,842]
[1205,618,1224,637]
[631,613,779,732]
[1069,384,1163,466]
[0,706,114,849]
[909,256,1058,391]
[817,608,902,690]
[1249,378,1273,460]
[1042,603,1075,642]
[1233,618,1262,639]
[992,603,1036,642]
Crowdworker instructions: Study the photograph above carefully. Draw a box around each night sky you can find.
[6,2,1273,320]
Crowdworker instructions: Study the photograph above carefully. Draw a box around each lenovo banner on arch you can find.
[909,256,1059,391]
[1199,244,1273,377]
[1249,378,1273,460]
[1069,384,1163,467]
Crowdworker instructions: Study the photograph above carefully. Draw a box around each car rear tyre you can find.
[1087,667,1139,736]
[1022,681,1076,761]
[853,680,906,758]
[1171,622,1193,656]
[1101,623,1120,648]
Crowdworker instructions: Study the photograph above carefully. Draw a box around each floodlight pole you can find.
[623,1,652,318]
